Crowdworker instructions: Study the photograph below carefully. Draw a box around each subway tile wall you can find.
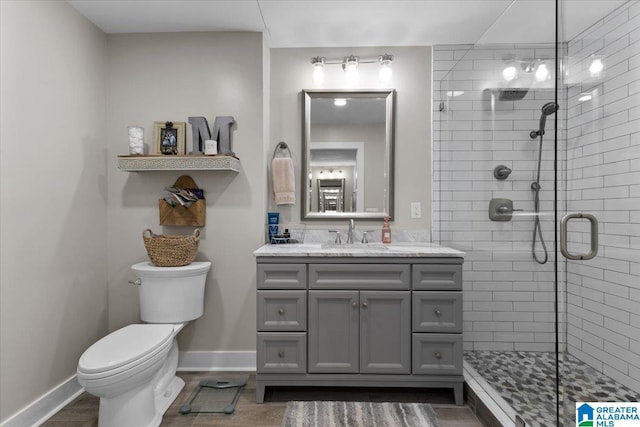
[433,44,565,352]
[565,1,640,394]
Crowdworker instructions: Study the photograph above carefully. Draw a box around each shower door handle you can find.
[560,213,598,260]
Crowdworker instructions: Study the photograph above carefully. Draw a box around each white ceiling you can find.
[67,0,627,47]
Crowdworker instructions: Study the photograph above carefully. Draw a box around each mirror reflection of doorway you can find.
[317,178,345,212]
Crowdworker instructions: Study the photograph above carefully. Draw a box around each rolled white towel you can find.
[272,157,296,205]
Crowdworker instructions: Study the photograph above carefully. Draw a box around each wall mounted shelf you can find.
[117,155,240,172]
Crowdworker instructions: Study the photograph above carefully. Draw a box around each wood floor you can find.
[42,372,485,427]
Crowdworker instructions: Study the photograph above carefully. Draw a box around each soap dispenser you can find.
[382,217,392,244]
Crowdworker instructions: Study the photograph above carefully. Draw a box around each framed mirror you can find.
[302,89,395,220]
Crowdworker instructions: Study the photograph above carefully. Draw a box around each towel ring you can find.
[272,141,292,160]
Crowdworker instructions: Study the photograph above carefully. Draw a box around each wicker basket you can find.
[142,228,200,267]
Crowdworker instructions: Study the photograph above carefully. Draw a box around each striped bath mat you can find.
[282,401,441,427]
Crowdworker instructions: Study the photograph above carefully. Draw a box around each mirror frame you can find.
[302,89,395,220]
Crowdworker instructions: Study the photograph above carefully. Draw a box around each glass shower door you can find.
[558,0,640,425]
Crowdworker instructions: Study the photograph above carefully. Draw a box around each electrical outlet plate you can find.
[411,202,421,218]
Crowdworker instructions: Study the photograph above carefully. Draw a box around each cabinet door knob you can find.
[435,352,442,359]
[435,309,442,316]
[352,301,357,308]
[278,307,285,315]
[278,351,285,358]
[362,301,368,308]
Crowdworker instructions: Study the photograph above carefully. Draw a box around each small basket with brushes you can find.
[143,228,200,266]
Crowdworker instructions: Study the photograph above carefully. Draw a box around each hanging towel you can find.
[272,157,296,205]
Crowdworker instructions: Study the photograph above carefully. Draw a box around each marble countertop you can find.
[253,242,465,258]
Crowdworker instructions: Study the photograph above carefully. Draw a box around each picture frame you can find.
[153,121,186,155]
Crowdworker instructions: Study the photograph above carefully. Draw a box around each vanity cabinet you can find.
[255,256,464,405]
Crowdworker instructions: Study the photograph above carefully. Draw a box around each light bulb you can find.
[535,63,549,82]
[334,98,347,106]
[343,55,359,81]
[313,65,324,85]
[379,63,392,83]
[378,54,393,83]
[589,57,604,77]
[503,65,517,82]
[311,56,325,85]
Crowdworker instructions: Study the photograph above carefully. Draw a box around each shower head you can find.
[531,102,559,138]
[541,102,559,116]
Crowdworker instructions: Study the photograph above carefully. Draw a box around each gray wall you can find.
[105,32,266,352]
[0,1,108,421]
[565,0,640,393]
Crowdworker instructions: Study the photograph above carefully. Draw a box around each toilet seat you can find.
[78,324,174,379]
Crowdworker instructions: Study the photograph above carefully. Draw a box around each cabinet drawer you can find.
[412,334,462,375]
[257,291,306,331]
[257,333,306,373]
[412,292,462,333]
[412,264,462,290]
[309,264,410,290]
[257,264,306,289]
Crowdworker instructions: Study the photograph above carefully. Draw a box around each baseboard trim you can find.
[0,374,83,427]
[0,351,256,427]
[178,351,256,372]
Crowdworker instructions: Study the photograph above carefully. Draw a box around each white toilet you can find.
[77,261,211,427]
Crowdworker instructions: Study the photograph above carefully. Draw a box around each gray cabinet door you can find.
[308,291,359,373]
[412,333,463,375]
[257,291,307,331]
[412,291,462,333]
[257,332,306,373]
[360,291,411,374]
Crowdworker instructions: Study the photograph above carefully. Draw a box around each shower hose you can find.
[532,133,548,265]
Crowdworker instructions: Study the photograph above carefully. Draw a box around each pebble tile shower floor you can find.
[465,351,640,427]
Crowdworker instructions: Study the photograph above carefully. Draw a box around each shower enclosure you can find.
[433,1,639,425]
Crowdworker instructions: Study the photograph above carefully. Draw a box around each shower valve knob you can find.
[493,165,512,180]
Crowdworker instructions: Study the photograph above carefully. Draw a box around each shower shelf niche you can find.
[117,155,240,172]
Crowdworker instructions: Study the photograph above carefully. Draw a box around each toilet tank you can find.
[131,261,211,323]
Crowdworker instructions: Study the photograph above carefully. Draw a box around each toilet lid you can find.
[78,324,174,374]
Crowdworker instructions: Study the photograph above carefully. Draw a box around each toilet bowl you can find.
[77,261,211,427]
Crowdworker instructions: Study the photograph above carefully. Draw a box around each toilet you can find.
[77,261,211,427]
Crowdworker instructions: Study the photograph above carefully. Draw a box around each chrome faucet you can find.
[347,219,355,244]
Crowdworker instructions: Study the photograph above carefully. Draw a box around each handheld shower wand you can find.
[530,102,559,138]
[530,102,559,265]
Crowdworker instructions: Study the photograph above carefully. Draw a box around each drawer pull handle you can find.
[435,309,442,316]
[362,301,368,308]
[278,351,285,358]
[352,301,357,308]
[435,352,442,359]
[278,307,285,315]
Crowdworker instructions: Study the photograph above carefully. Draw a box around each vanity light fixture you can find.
[334,98,347,106]
[310,54,394,84]
[502,58,551,83]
